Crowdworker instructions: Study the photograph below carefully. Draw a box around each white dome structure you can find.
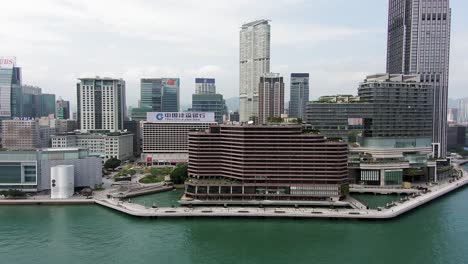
[50,165,75,199]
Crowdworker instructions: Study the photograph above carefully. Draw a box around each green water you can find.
[132,189,184,207]
[1,172,468,264]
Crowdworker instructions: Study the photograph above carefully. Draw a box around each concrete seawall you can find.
[95,174,468,220]
[0,199,95,205]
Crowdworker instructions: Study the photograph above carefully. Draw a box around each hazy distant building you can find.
[387,0,451,156]
[447,108,458,123]
[458,98,468,123]
[40,94,56,117]
[239,19,271,122]
[55,97,70,119]
[289,73,309,119]
[76,77,126,133]
[161,78,180,112]
[258,73,284,124]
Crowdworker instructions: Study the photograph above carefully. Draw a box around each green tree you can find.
[104,158,121,170]
[170,163,188,184]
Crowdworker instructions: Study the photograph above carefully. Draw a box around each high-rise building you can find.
[40,93,56,117]
[386,0,451,157]
[55,97,70,119]
[289,73,309,119]
[239,19,271,122]
[258,73,284,124]
[306,74,439,185]
[161,78,180,112]
[183,125,348,204]
[191,78,227,124]
[458,98,468,124]
[195,78,216,94]
[76,77,126,133]
[0,57,21,119]
[21,85,41,118]
[140,78,162,110]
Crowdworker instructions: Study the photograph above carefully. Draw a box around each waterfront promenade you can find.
[94,172,468,220]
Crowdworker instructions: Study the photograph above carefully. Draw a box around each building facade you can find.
[55,97,70,120]
[387,0,451,157]
[239,20,271,122]
[0,57,21,120]
[124,120,141,157]
[1,119,40,150]
[258,73,284,124]
[142,112,216,165]
[195,78,216,94]
[40,94,56,117]
[184,125,348,203]
[191,78,227,124]
[0,148,101,192]
[306,74,438,186]
[289,73,309,119]
[76,77,126,133]
[161,78,180,112]
[51,132,133,161]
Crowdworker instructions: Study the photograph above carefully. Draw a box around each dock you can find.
[94,173,468,220]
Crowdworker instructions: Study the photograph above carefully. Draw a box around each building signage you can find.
[0,56,16,69]
[147,112,215,123]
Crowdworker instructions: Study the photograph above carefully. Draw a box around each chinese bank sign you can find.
[147,112,215,123]
[0,56,16,69]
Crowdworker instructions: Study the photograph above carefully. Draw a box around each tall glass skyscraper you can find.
[161,78,179,112]
[289,73,309,119]
[140,78,162,110]
[0,57,21,119]
[239,20,270,122]
[191,78,227,123]
[40,94,56,117]
[386,0,451,157]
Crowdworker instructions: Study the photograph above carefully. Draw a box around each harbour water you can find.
[1,172,468,263]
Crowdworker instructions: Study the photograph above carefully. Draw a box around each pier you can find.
[95,173,468,220]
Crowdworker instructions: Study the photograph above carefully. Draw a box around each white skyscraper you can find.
[77,77,126,133]
[239,19,270,122]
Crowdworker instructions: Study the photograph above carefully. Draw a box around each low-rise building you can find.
[184,125,349,203]
[51,131,133,161]
[0,148,101,192]
[1,119,40,150]
[142,112,216,165]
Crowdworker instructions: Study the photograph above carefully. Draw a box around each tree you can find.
[170,163,188,184]
[104,158,121,170]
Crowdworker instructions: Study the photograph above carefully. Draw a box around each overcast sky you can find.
[2,0,467,110]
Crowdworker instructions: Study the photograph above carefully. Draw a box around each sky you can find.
[1,0,467,111]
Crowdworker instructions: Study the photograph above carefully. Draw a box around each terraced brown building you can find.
[184,125,348,203]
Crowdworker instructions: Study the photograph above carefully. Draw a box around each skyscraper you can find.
[191,78,227,123]
[386,0,451,157]
[258,73,284,124]
[140,78,162,110]
[239,19,271,122]
[76,77,126,133]
[0,56,21,119]
[55,97,70,120]
[40,93,56,117]
[161,78,180,112]
[289,73,309,119]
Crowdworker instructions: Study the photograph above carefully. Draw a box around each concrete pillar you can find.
[195,186,198,194]
[380,170,385,186]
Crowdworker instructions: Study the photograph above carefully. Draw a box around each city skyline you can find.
[2,0,467,110]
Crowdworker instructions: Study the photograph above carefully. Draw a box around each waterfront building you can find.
[142,112,216,165]
[40,93,56,117]
[1,119,40,150]
[306,74,438,185]
[51,131,133,161]
[161,78,180,112]
[0,57,21,120]
[184,125,348,203]
[387,0,451,157]
[258,73,284,124]
[195,78,216,94]
[55,97,70,120]
[0,148,101,192]
[239,19,271,122]
[289,73,309,119]
[191,78,227,124]
[76,77,126,133]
